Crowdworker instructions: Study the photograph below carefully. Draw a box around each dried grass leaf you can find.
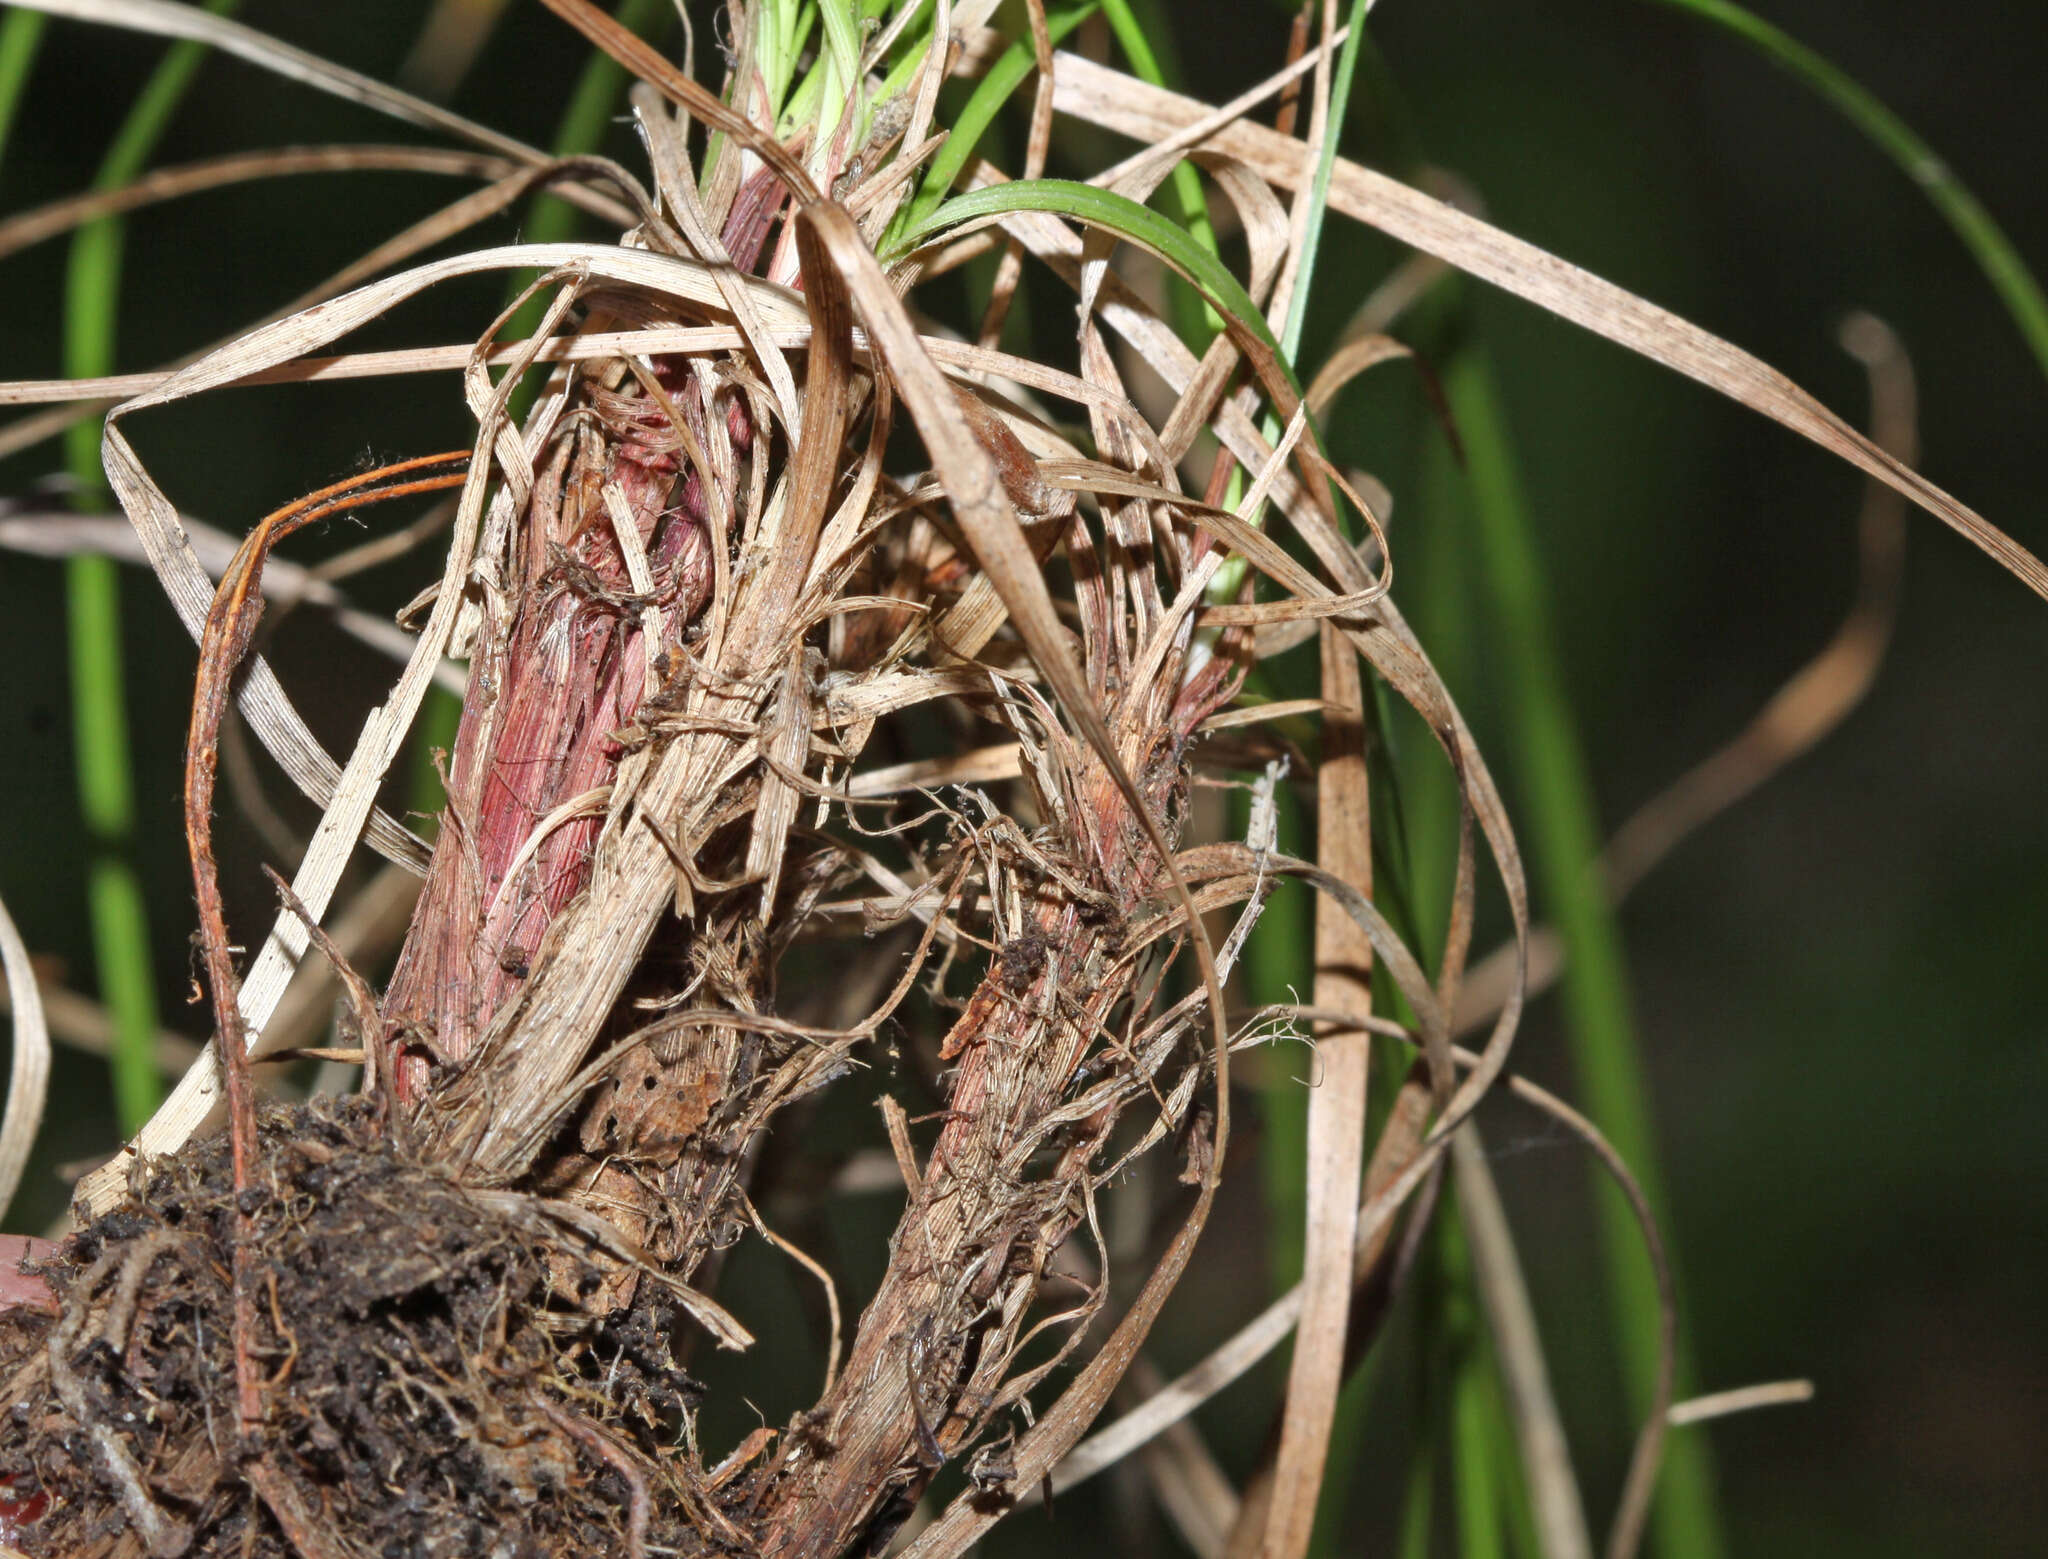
[1048,49,2048,599]
[1453,1128,1595,1559]
[1256,625,1374,1559]
[0,509,465,692]
[0,884,50,1221]
[0,144,519,262]
[16,0,540,163]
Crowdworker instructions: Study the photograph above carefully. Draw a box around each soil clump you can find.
[2,1095,712,1558]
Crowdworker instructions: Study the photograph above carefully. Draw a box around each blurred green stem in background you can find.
[1330,41,2048,1541]
[0,9,45,167]
[1384,1194,1537,1559]
[1443,1198,1510,1559]
[60,0,239,1135]
[1446,337,1724,1559]
[1396,1430,1438,1559]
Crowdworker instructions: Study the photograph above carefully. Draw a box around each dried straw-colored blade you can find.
[630,88,803,436]
[0,509,464,692]
[1665,1380,1814,1428]
[902,1183,1240,1559]
[399,0,514,101]
[928,216,1441,861]
[1256,628,1374,1559]
[0,326,781,407]
[1304,332,1413,417]
[1133,1389,1242,1559]
[1041,1287,1305,1500]
[1452,1128,1595,1559]
[935,825,1477,1542]
[1044,1049,1434,1503]
[845,743,1024,797]
[801,200,1230,1085]
[1602,311,1913,899]
[0,884,50,1221]
[1234,1010,1676,1559]
[14,0,541,164]
[80,239,791,861]
[972,0,1055,347]
[255,862,420,1076]
[182,457,473,1272]
[0,967,202,1075]
[0,155,641,467]
[1038,453,1522,1166]
[1486,1081,1672,1559]
[1086,28,1343,198]
[1048,50,2048,601]
[0,144,519,262]
[1257,0,1341,350]
[1197,699,1329,731]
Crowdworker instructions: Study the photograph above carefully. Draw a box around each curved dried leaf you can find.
[1048,50,2048,600]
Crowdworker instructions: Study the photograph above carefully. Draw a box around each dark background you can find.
[2,2,2043,1554]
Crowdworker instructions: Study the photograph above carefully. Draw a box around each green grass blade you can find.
[896,179,1290,375]
[1436,1187,1546,1559]
[896,2,1096,240]
[63,0,239,1134]
[0,8,46,167]
[1646,0,2048,385]
[1445,1221,1508,1559]
[1450,1369,1508,1559]
[815,0,861,87]
[1307,1321,1384,1553]
[67,557,157,1133]
[1446,341,1725,1559]
[1393,1226,1457,1559]
[1396,1437,1437,1559]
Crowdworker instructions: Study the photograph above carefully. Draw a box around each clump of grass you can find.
[0,2,2041,1558]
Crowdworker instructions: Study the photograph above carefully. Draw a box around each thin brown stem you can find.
[181,453,469,1434]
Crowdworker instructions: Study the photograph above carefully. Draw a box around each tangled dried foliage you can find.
[0,2,2038,1558]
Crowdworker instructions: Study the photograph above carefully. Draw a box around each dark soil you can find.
[1,1096,733,1559]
